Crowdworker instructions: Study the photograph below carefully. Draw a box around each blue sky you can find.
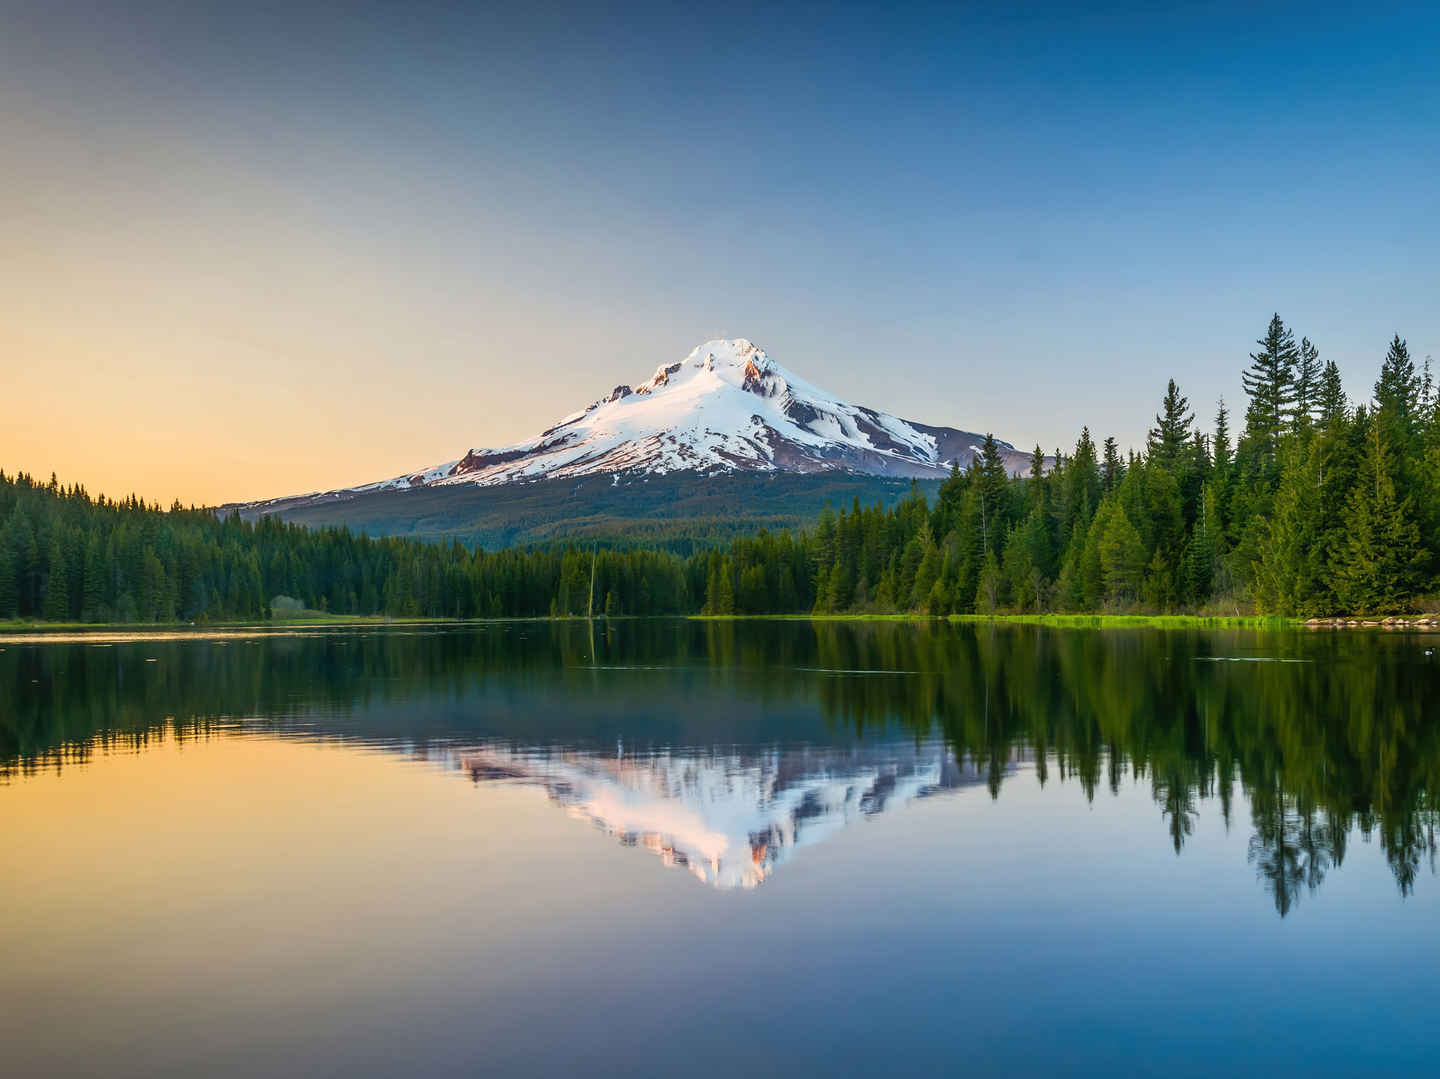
[3,2,1437,501]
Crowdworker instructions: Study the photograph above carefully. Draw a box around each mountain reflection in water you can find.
[3,618,1438,914]
[456,741,1005,888]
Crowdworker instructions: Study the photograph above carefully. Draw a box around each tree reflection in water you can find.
[2,619,1437,912]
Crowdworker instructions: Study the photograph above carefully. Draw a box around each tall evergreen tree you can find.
[1026,445,1048,514]
[1148,379,1194,472]
[975,434,1011,556]
[0,523,17,618]
[82,531,106,620]
[1294,337,1321,430]
[974,548,1004,613]
[711,560,735,615]
[1183,483,1220,604]
[1209,399,1234,542]
[1097,505,1146,608]
[1241,313,1299,470]
[42,531,69,621]
[1062,427,1101,542]
[1317,360,1348,432]
[1256,441,1322,615]
[1374,335,1419,428]
[909,518,941,610]
[1101,437,1123,493]
[1373,335,1421,467]
[1212,398,1232,477]
[1334,424,1425,613]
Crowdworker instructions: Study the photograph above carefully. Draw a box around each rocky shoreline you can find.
[1304,615,1439,629]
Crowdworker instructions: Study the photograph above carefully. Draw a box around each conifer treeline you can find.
[0,480,692,622]
[2,316,1436,622]
[712,316,1439,617]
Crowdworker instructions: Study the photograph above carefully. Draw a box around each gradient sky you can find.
[3,1,1437,505]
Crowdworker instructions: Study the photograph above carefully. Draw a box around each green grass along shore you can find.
[691,613,1298,628]
[6,611,1439,635]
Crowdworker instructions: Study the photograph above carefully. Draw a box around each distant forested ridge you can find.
[3,316,1437,621]
[231,469,937,550]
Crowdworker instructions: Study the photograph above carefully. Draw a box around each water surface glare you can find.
[2,620,1438,1077]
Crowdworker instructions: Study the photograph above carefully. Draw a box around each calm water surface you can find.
[2,620,1438,1077]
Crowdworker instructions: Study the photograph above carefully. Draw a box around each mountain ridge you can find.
[252,338,1039,514]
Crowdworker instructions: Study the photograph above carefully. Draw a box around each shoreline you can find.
[692,613,1299,628]
[4,611,1437,641]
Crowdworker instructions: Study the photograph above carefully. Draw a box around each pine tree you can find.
[1256,440,1321,615]
[1317,360,1348,432]
[1294,337,1321,430]
[1212,399,1232,477]
[1027,444,1047,511]
[1140,464,1185,599]
[704,556,722,615]
[1142,547,1175,610]
[975,434,1010,556]
[1054,517,1087,611]
[1334,424,1424,613]
[1241,313,1299,471]
[1183,483,1220,605]
[1190,427,1211,475]
[1374,335,1419,429]
[1148,379,1194,472]
[14,515,38,614]
[974,548,1005,613]
[1101,437,1123,492]
[909,518,941,610]
[42,531,69,621]
[1062,427,1101,540]
[1003,514,1037,611]
[1076,501,1111,609]
[1373,335,1421,474]
[1098,505,1146,608]
[711,560,735,615]
[0,525,17,618]
[1311,403,1360,613]
[1422,356,1440,585]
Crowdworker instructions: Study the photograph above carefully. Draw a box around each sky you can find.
[3,1,1437,505]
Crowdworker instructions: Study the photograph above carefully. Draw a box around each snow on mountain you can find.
[263,338,1035,506]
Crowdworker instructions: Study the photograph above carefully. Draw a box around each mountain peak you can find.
[634,338,773,396]
[300,338,1038,499]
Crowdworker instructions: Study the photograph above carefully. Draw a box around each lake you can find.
[2,619,1438,1077]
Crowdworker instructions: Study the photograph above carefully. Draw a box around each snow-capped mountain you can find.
[278,339,1034,504]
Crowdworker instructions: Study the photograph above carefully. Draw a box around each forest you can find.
[2,315,1437,621]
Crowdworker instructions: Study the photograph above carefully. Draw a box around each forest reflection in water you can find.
[3,618,1437,914]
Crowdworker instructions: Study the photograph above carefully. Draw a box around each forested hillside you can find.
[233,470,935,550]
[3,316,1436,622]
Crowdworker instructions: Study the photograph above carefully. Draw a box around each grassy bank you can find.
[950,613,1299,629]
[11,612,1434,636]
[690,612,1301,628]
